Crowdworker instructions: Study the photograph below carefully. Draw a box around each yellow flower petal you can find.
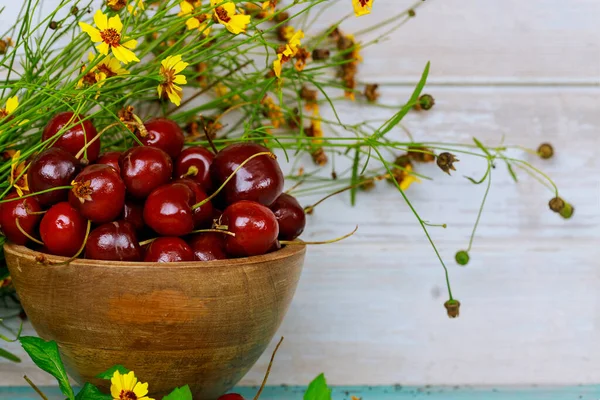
[108,14,123,33]
[96,42,110,55]
[179,1,194,16]
[352,0,373,16]
[225,14,251,34]
[121,39,138,50]
[221,2,236,15]
[273,54,282,78]
[157,85,163,98]
[172,60,189,74]
[167,90,182,106]
[5,96,19,114]
[133,382,149,398]
[87,52,96,62]
[186,17,200,30]
[112,46,140,63]
[173,74,187,85]
[79,22,102,42]
[93,10,108,31]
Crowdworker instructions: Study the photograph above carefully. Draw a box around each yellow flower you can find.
[128,0,145,15]
[261,96,284,128]
[179,1,211,36]
[107,0,127,12]
[352,0,373,17]
[110,370,154,400]
[79,10,139,64]
[273,53,283,78]
[210,0,251,35]
[158,55,188,106]
[0,96,19,119]
[10,150,29,197]
[272,29,304,78]
[399,164,420,191]
[306,106,323,144]
[78,53,129,88]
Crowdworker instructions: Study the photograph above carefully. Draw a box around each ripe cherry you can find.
[188,232,227,261]
[136,118,185,159]
[42,112,99,163]
[174,146,214,191]
[210,143,284,206]
[27,148,80,206]
[69,164,126,223]
[217,395,245,400]
[144,237,194,263]
[143,183,195,236]
[120,146,173,199]
[39,202,87,257]
[96,151,122,174]
[269,193,306,240]
[121,200,145,232]
[175,178,214,228]
[221,200,279,257]
[85,221,142,261]
[0,193,42,245]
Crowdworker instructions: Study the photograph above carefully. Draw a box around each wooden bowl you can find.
[4,242,305,399]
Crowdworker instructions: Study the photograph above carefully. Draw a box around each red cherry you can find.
[188,232,228,261]
[96,151,122,174]
[144,237,194,263]
[143,183,195,236]
[85,221,142,261]
[210,143,284,206]
[268,240,281,253]
[270,193,306,240]
[39,202,86,257]
[137,118,185,159]
[121,200,145,231]
[42,112,99,162]
[221,200,279,257]
[174,146,214,191]
[218,395,245,400]
[175,178,214,228]
[27,148,80,206]
[0,193,42,245]
[120,146,173,199]
[69,164,126,223]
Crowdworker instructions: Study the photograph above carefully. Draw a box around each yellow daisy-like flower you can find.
[78,53,129,88]
[272,30,304,78]
[128,0,145,16]
[107,0,127,12]
[158,55,188,106]
[352,0,373,17]
[179,1,212,36]
[10,150,29,197]
[0,96,19,120]
[210,0,251,35]
[110,370,154,400]
[79,10,139,64]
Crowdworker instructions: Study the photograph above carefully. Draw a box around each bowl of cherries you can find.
[3,112,307,399]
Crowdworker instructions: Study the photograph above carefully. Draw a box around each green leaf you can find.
[163,385,193,400]
[0,347,21,362]
[349,146,360,206]
[96,364,131,379]
[20,336,75,400]
[373,61,430,139]
[464,166,490,185]
[304,373,331,400]
[75,383,111,400]
[506,161,518,183]
[473,137,493,158]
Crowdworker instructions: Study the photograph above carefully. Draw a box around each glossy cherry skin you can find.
[69,164,126,224]
[175,178,214,228]
[121,200,145,231]
[218,395,245,400]
[188,232,228,261]
[27,148,80,206]
[0,193,42,245]
[270,193,306,240]
[96,151,122,174]
[221,200,279,257]
[120,146,173,199]
[143,183,195,236]
[136,118,185,159]
[174,147,214,191]
[39,202,87,257]
[210,143,284,206]
[144,237,194,263]
[42,112,99,162]
[85,221,142,261]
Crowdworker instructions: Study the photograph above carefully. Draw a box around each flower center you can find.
[97,64,117,78]
[0,109,8,119]
[215,6,231,22]
[100,28,121,47]
[82,71,97,86]
[358,0,369,6]
[72,180,93,203]
[119,390,138,400]
[195,14,208,24]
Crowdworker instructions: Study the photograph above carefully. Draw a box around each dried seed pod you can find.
[548,196,565,213]
[455,250,470,266]
[300,86,318,102]
[414,94,435,111]
[0,40,7,54]
[537,143,554,159]
[408,9,416,17]
[359,176,376,191]
[394,154,412,168]
[312,48,331,61]
[49,21,58,30]
[436,152,459,175]
[337,35,354,51]
[312,148,328,166]
[408,146,436,163]
[71,6,79,15]
[444,299,461,318]
[364,84,380,103]
[274,11,290,23]
[107,0,127,12]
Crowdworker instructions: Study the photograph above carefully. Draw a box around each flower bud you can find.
[455,250,470,266]
[537,143,554,159]
[49,21,58,30]
[436,152,459,175]
[364,84,379,103]
[312,49,330,61]
[414,94,435,111]
[559,203,574,219]
[444,299,461,318]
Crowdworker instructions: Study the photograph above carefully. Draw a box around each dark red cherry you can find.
[137,118,185,159]
[174,147,214,191]
[218,395,245,400]
[0,193,42,245]
[96,151,122,174]
[121,200,145,231]
[143,183,195,236]
[85,221,142,261]
[188,232,228,261]
[120,146,173,199]
[69,164,126,223]
[42,112,99,162]
[270,193,306,240]
[268,240,281,253]
[175,178,214,228]
[221,200,279,257]
[144,237,194,263]
[27,148,80,206]
[39,202,86,257]
[210,143,284,206]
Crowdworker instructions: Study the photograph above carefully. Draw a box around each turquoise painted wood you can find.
[1,386,600,399]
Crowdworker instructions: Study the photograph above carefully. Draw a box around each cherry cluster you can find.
[0,112,306,262]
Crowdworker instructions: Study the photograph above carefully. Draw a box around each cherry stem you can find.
[139,238,157,247]
[0,186,73,204]
[280,225,358,246]
[253,336,284,400]
[23,375,48,400]
[189,228,235,237]
[182,165,199,178]
[191,151,276,210]
[50,220,91,266]
[15,218,44,246]
[302,178,377,213]
[203,121,218,154]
